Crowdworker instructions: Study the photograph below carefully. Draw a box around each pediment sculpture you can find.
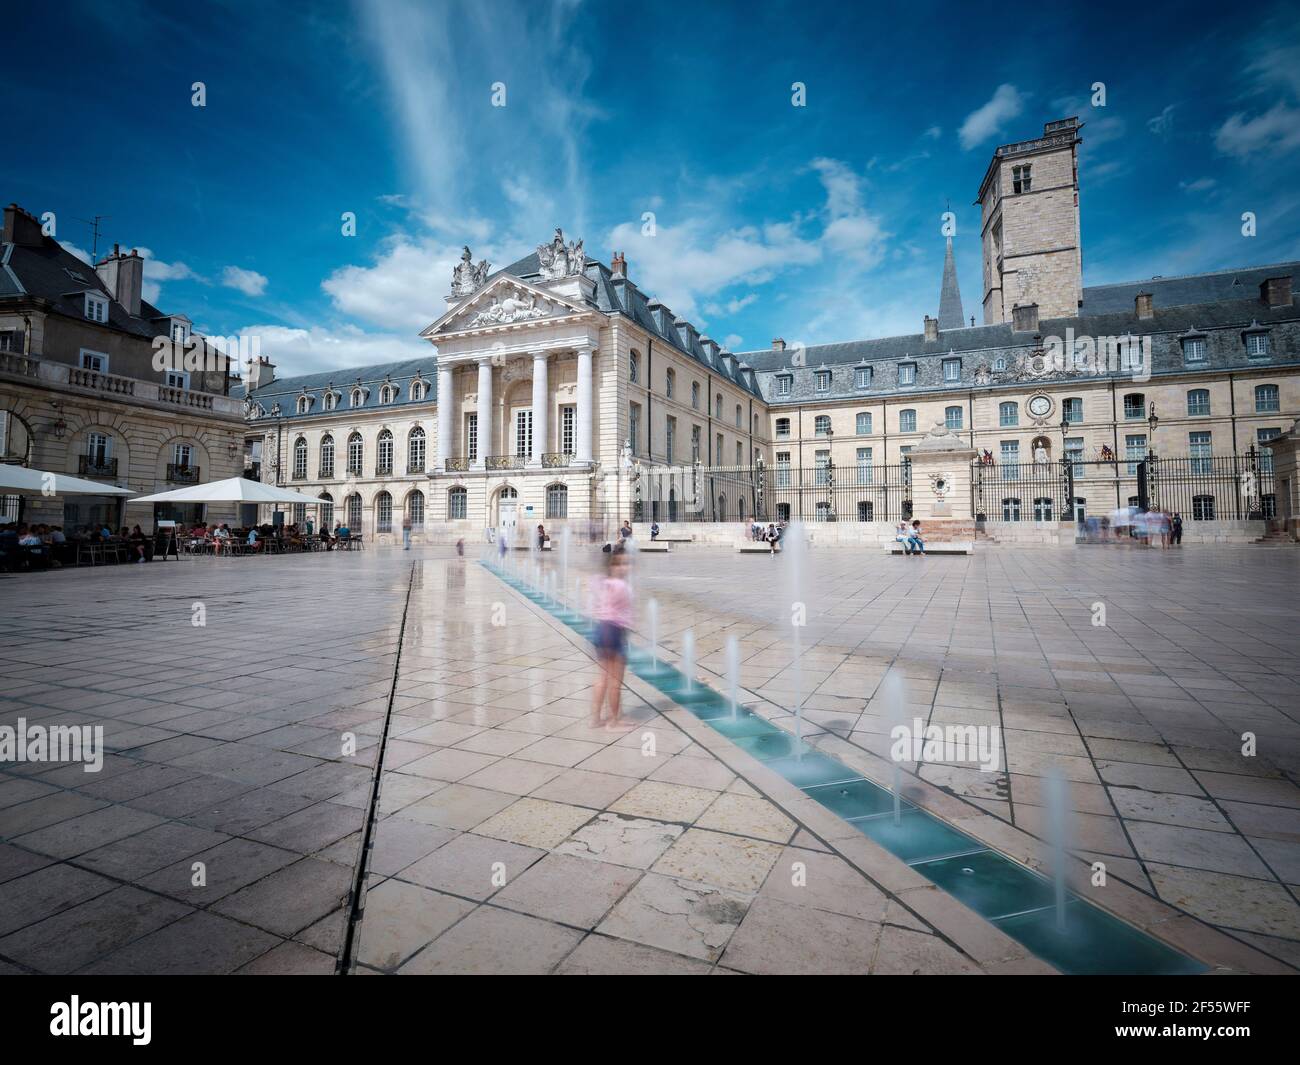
[466,288,553,328]
[451,246,491,296]
[537,228,585,280]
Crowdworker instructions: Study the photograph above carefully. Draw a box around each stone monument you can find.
[909,420,979,543]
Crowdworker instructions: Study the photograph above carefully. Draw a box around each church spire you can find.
[938,236,964,331]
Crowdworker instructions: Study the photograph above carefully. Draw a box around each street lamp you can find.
[1146,402,1159,458]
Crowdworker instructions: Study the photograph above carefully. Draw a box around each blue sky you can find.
[5,0,1300,378]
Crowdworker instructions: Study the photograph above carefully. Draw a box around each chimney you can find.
[95,245,144,317]
[2,203,44,247]
[772,337,786,351]
[1135,292,1153,319]
[611,252,627,278]
[1011,302,1039,332]
[245,356,276,391]
[923,315,939,342]
[1261,276,1293,309]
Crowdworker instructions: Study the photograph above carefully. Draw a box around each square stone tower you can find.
[977,117,1083,325]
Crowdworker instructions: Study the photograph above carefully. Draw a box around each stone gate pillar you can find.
[1260,418,1300,541]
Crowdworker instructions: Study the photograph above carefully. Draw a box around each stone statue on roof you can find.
[452,246,491,296]
[537,228,585,281]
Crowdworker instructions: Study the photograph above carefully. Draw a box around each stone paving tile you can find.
[6,545,1298,974]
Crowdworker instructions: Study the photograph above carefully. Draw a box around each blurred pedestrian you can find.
[590,549,633,730]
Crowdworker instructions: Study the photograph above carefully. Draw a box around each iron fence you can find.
[970,450,1276,523]
[632,463,915,523]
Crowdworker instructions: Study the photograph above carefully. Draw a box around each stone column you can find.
[476,358,493,469]
[576,347,593,465]
[531,352,548,467]
[907,422,978,542]
[437,364,454,471]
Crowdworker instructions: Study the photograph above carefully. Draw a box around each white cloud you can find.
[923,125,942,140]
[723,333,744,350]
[1147,104,1176,137]
[321,237,466,332]
[222,266,268,297]
[1215,101,1300,158]
[235,322,429,381]
[1179,177,1217,194]
[958,85,1026,149]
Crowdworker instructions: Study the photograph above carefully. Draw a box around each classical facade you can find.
[0,203,243,530]
[241,115,1300,543]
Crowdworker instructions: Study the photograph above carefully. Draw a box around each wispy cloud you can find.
[222,266,268,297]
[959,84,1027,149]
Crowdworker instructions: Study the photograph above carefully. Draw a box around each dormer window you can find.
[411,379,427,401]
[296,395,312,415]
[171,321,190,344]
[776,374,792,397]
[85,293,108,323]
[350,388,365,408]
[942,357,961,382]
[324,391,339,411]
[1245,330,1271,358]
[1181,336,1206,363]
[380,384,397,404]
[993,356,1007,371]
[898,362,916,386]
[854,365,872,389]
[814,370,831,392]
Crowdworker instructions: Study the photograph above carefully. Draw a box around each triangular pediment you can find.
[422,275,589,338]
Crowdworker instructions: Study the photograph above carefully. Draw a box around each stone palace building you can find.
[241,116,1300,543]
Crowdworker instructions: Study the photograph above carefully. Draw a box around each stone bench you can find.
[637,542,671,552]
[650,536,694,543]
[511,542,553,551]
[737,543,782,553]
[887,541,973,555]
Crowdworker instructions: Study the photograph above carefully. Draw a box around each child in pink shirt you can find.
[591,550,633,730]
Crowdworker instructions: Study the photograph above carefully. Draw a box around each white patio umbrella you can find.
[129,476,325,505]
[0,464,135,497]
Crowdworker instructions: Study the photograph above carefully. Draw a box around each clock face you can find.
[1028,395,1052,417]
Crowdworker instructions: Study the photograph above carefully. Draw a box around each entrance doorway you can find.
[496,485,519,533]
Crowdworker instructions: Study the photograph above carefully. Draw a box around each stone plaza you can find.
[1,539,1297,975]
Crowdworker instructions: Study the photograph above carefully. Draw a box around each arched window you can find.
[629,351,639,383]
[1255,384,1280,413]
[691,382,700,410]
[546,483,568,518]
[814,415,831,436]
[999,401,1018,427]
[1187,389,1210,416]
[318,492,334,528]
[375,491,393,533]
[350,388,364,408]
[855,412,871,435]
[345,493,362,529]
[665,369,675,398]
[945,405,963,430]
[410,379,427,401]
[292,436,307,479]
[296,395,310,415]
[319,434,335,478]
[324,392,338,412]
[377,429,394,474]
[407,426,426,473]
[447,486,467,520]
[380,384,396,404]
[406,490,425,527]
[347,432,363,474]
[714,394,722,419]
[899,409,916,432]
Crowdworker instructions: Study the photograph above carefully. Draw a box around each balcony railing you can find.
[542,452,574,468]
[444,456,470,472]
[376,463,393,476]
[407,463,425,475]
[319,464,334,479]
[78,455,118,478]
[0,351,39,378]
[166,464,201,483]
[486,455,526,470]
[71,367,136,396]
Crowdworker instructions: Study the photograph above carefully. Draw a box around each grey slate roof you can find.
[238,356,439,417]
[1080,262,1299,315]
[0,237,176,339]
